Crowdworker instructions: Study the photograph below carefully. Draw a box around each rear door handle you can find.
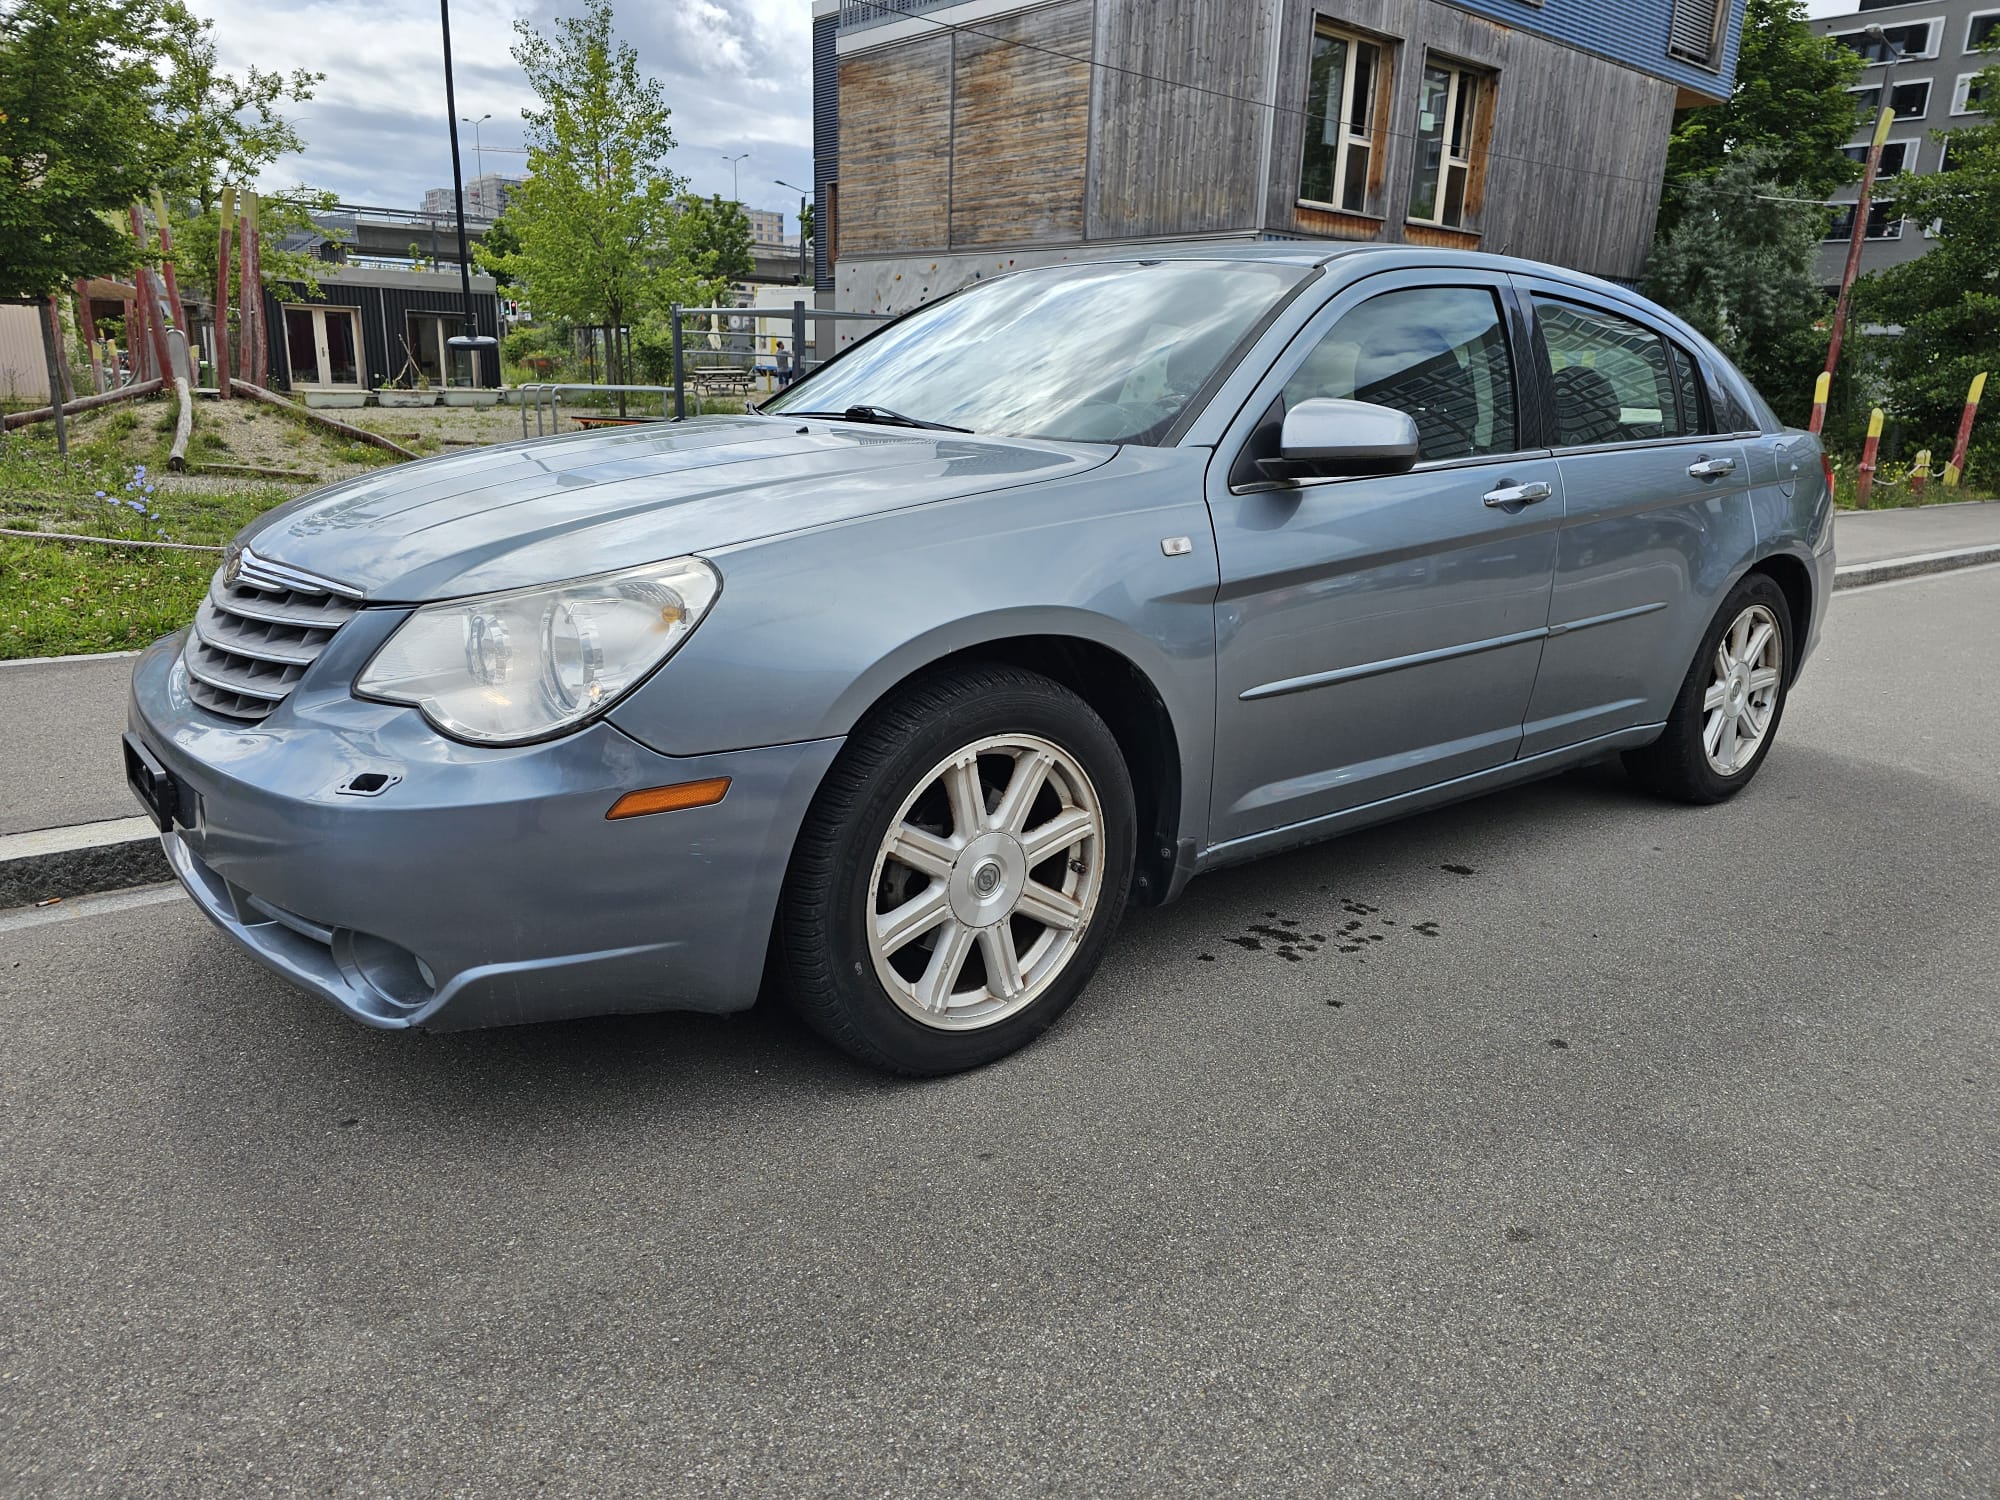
[1687,457,1737,479]
[1482,480,1553,508]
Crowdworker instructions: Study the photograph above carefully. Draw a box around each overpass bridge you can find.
[309,205,808,287]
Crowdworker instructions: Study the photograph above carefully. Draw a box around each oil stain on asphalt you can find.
[1200,871,1465,1003]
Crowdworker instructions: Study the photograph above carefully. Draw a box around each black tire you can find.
[1623,571,1794,804]
[780,664,1136,1076]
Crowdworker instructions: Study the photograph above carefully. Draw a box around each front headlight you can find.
[356,556,720,744]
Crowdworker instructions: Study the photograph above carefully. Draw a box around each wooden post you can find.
[150,191,186,349]
[1856,407,1885,508]
[244,192,267,389]
[37,293,70,456]
[1910,449,1931,495]
[1822,106,1896,390]
[1942,371,1987,488]
[45,296,75,404]
[74,280,104,394]
[1807,371,1831,437]
[120,296,142,382]
[128,206,173,383]
[215,184,235,399]
[237,193,256,382]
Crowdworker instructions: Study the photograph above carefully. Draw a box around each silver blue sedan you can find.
[126,247,1833,1074]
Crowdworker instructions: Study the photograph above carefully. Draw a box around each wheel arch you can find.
[1745,550,1814,678]
[820,623,1190,908]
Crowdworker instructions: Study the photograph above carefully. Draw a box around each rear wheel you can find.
[780,664,1135,1075]
[1624,572,1793,804]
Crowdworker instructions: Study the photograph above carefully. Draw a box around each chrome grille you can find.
[180,547,362,722]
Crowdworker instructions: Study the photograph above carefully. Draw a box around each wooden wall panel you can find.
[950,1,1092,247]
[837,35,952,256]
[1086,0,1275,239]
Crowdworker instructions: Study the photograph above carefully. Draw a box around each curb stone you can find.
[1833,544,2000,591]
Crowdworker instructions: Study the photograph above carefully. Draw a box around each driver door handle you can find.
[1687,457,1737,479]
[1482,480,1553,508]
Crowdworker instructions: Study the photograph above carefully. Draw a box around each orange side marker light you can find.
[606,777,731,820]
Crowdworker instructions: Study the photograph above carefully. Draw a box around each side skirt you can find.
[1190,724,1665,878]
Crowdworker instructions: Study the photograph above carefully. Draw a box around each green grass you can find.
[0,438,295,659]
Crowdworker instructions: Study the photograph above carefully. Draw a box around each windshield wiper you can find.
[786,405,972,433]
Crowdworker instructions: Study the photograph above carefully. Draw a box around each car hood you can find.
[242,414,1114,601]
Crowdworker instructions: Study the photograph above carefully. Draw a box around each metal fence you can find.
[512,303,893,434]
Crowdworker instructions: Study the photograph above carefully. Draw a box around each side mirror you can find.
[1263,397,1421,481]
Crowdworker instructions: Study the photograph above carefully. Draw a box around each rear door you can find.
[1511,281,1758,756]
[1205,270,1560,847]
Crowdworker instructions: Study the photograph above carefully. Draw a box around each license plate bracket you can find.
[123,732,181,832]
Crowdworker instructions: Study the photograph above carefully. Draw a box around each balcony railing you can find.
[837,0,961,33]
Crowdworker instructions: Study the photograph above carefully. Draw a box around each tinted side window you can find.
[1668,344,1712,434]
[1534,297,1692,447]
[1284,286,1518,462]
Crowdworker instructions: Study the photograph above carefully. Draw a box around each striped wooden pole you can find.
[1942,371,1986,488]
[215,184,235,398]
[1910,448,1931,495]
[1856,407,1885,508]
[1807,371,1832,437]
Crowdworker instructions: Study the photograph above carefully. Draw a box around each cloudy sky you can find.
[189,0,814,228]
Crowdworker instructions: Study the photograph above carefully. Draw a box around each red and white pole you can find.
[1943,372,1987,488]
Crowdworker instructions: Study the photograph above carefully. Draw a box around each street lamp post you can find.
[461,112,491,207]
[722,152,750,203]
[775,177,811,287]
[439,0,497,385]
[1816,25,1904,429]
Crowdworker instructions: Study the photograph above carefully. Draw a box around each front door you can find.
[281,305,362,388]
[1207,272,1561,848]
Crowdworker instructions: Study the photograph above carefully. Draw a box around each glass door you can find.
[281,305,364,387]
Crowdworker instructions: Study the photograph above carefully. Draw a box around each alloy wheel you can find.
[866,734,1105,1031]
[1702,603,1783,776]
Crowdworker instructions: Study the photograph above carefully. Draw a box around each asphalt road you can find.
[4,566,1996,1498]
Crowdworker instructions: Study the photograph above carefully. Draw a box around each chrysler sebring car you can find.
[126,246,1833,1074]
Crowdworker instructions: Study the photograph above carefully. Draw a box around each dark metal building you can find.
[259,265,503,394]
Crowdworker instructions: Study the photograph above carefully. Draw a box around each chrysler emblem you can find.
[223,545,244,588]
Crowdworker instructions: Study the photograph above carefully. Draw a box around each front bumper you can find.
[127,630,841,1030]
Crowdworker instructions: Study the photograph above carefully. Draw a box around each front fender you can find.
[607,447,1220,850]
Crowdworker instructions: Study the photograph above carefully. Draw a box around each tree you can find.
[1658,0,1863,232]
[479,0,683,391]
[671,193,754,304]
[152,9,331,307]
[1856,55,2000,474]
[1646,146,1832,420]
[0,0,181,301]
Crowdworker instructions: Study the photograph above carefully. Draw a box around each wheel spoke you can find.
[1743,621,1775,666]
[1715,642,1734,680]
[916,919,976,1012]
[1703,708,1726,755]
[943,756,987,839]
[977,922,1025,1000]
[1703,679,1728,712]
[876,883,951,956]
[1717,711,1739,771]
[1021,805,1096,866]
[1730,616,1751,662]
[1014,879,1085,932]
[886,823,957,879]
[991,748,1054,835]
[1747,667,1781,692]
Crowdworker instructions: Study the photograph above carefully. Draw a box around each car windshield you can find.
[763,259,1309,444]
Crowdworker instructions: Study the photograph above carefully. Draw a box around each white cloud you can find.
[186,0,815,223]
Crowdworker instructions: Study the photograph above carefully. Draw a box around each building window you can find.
[1830,20,1941,64]
[1841,139,1915,175]
[1667,0,1725,67]
[1951,71,1995,114]
[1849,79,1931,120]
[1408,61,1487,229]
[282,305,362,388]
[1967,12,2000,52]
[1823,201,1904,241]
[1299,26,1385,213]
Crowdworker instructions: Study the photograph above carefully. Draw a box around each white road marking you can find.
[0,883,186,934]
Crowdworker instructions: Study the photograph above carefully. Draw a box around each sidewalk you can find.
[4,501,1999,907]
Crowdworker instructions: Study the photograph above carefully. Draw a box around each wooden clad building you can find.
[814,0,1747,323]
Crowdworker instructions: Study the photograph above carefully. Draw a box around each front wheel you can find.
[1624,572,1793,804]
[780,665,1136,1075]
